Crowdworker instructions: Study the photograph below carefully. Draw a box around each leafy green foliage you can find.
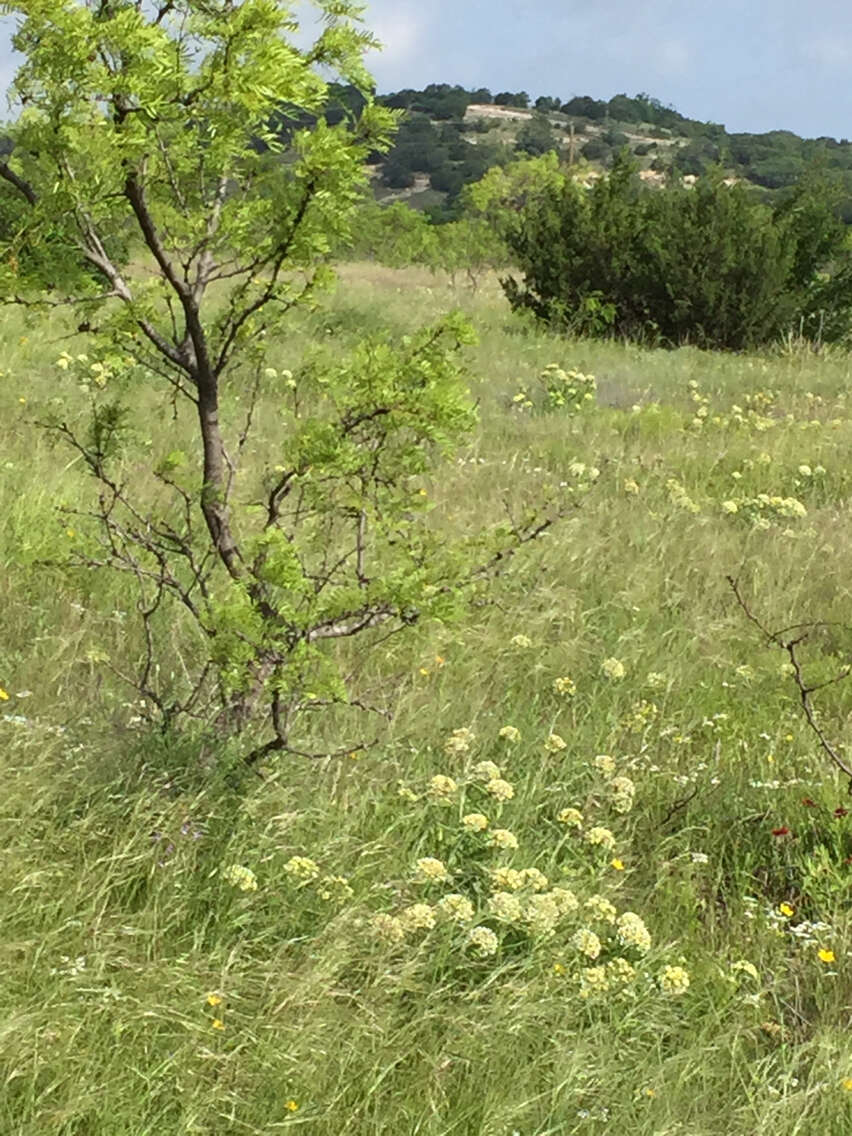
[502,154,852,349]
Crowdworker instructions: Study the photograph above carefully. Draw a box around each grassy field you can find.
[4,263,852,1135]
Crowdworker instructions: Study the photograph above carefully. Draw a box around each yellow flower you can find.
[371,913,405,944]
[510,634,532,649]
[485,777,515,801]
[206,993,223,1007]
[571,927,602,959]
[427,774,458,802]
[658,965,690,995]
[623,478,640,495]
[0,687,9,701]
[212,1018,225,1030]
[593,754,616,777]
[557,807,584,828]
[222,864,258,892]
[399,903,436,932]
[611,858,625,871]
[467,925,499,957]
[544,733,567,753]
[778,902,794,918]
[601,657,626,681]
[283,856,319,881]
[437,893,475,923]
[818,948,836,964]
[841,1078,852,1092]
[471,760,502,781]
[585,826,616,851]
[552,676,576,696]
[617,911,652,953]
[498,725,521,742]
[413,857,450,883]
[285,1099,299,1112]
[489,828,519,851]
[462,812,489,832]
[489,891,524,923]
[552,962,566,975]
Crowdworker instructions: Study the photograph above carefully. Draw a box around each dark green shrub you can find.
[501,154,852,349]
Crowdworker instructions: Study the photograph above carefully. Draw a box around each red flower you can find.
[834,807,849,818]
[772,827,791,837]
[802,798,817,808]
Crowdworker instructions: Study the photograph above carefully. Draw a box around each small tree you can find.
[0,1,560,766]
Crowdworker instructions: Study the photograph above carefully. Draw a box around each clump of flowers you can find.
[490,891,524,923]
[540,363,597,413]
[609,775,636,814]
[498,725,521,742]
[544,733,567,753]
[414,857,450,884]
[489,828,519,851]
[491,866,525,891]
[617,912,652,953]
[283,856,320,881]
[444,727,476,756]
[317,875,354,902]
[525,893,561,936]
[438,894,475,923]
[462,812,489,832]
[585,895,618,924]
[427,774,458,803]
[593,754,616,778]
[471,760,502,782]
[510,634,532,649]
[601,657,627,681]
[399,903,437,933]
[222,864,258,892]
[558,807,584,828]
[578,965,610,998]
[486,777,515,801]
[572,927,603,959]
[371,913,405,945]
[585,826,616,852]
[553,676,577,696]
[659,965,690,995]
[467,926,499,957]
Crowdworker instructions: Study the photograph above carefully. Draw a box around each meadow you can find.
[4,263,852,1135]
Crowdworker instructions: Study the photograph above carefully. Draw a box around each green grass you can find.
[4,265,852,1134]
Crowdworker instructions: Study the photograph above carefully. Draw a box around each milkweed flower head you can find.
[544,733,567,754]
[486,777,515,801]
[601,657,626,681]
[550,887,579,915]
[490,866,525,892]
[553,676,576,696]
[399,903,437,933]
[659,965,690,995]
[572,927,602,959]
[578,965,610,998]
[284,856,320,881]
[223,864,258,892]
[498,725,521,742]
[593,754,616,777]
[462,812,489,832]
[585,895,618,924]
[519,867,549,892]
[510,634,532,649]
[524,893,561,936]
[617,912,652,953]
[557,807,584,828]
[490,891,524,923]
[489,828,519,851]
[607,957,637,984]
[371,913,405,945]
[585,826,616,851]
[437,893,475,923]
[444,727,476,756]
[471,760,502,782]
[427,774,458,802]
[317,875,354,902]
[413,857,450,884]
[467,925,499,956]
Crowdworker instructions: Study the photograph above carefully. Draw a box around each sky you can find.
[355,0,852,139]
[1,1,852,139]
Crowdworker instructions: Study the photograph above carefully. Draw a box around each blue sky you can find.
[1,2,852,139]
[357,0,852,139]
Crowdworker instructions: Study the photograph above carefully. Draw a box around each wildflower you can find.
[835,808,849,818]
[623,478,640,495]
[317,875,354,902]
[617,912,652,953]
[771,826,791,837]
[584,895,618,924]
[601,657,626,681]
[371,913,406,944]
[721,500,739,514]
[285,1101,299,1112]
[471,760,502,782]
[519,867,549,891]
[646,672,667,690]
[691,852,709,865]
[842,1078,852,1092]
[510,634,532,649]
[553,962,566,975]
[553,676,576,696]
[467,925,499,957]
[0,687,8,701]
[212,1018,225,1031]
[206,993,223,1007]
[585,826,616,851]
[572,927,602,959]
[444,727,476,756]
[604,958,635,987]
[485,777,515,801]
[413,857,450,884]
[462,812,489,832]
[437,894,475,923]
[798,464,812,477]
[498,725,521,742]
[283,856,320,881]
[659,965,690,995]
[557,807,584,828]
[544,733,567,753]
[818,948,836,964]
[731,960,759,981]
[399,903,436,933]
[593,754,616,777]
[489,828,519,851]
[222,864,258,892]
[397,785,418,802]
[578,965,610,997]
[490,891,524,923]
[778,902,795,918]
[611,858,625,871]
[427,774,458,802]
[525,893,561,935]
[549,887,579,914]
[490,866,524,891]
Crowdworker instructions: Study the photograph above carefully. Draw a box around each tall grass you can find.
[3,265,852,1133]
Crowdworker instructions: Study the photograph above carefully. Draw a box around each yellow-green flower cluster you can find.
[444,727,476,756]
[544,733,567,753]
[666,477,700,513]
[609,775,636,815]
[283,856,320,881]
[659,965,691,995]
[489,828,519,851]
[222,864,258,892]
[498,725,521,742]
[414,857,450,883]
[600,657,626,681]
[467,926,499,957]
[617,912,652,953]
[558,807,584,828]
[462,812,489,832]
[585,826,617,852]
[427,774,458,803]
[553,676,576,696]
[438,894,475,923]
[572,927,603,959]
[720,492,807,527]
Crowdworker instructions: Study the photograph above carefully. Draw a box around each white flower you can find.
[399,903,436,932]
[617,912,652,953]
[427,774,458,802]
[584,826,616,851]
[437,893,475,923]
[490,891,524,923]
[572,927,602,959]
